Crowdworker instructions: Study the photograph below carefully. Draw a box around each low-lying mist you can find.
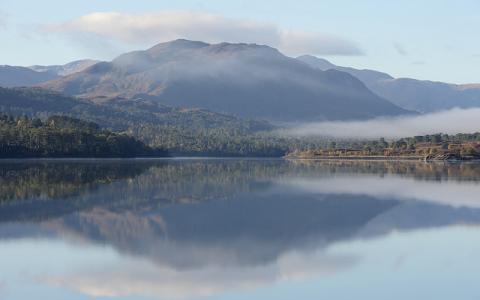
[282,108,480,139]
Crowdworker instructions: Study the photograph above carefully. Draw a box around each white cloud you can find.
[283,108,480,139]
[42,11,363,56]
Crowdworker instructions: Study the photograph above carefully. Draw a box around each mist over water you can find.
[282,108,480,139]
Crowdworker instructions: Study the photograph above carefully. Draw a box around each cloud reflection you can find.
[282,174,480,208]
[42,248,356,299]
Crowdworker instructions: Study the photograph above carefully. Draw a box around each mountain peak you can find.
[206,42,280,56]
[40,40,409,121]
[148,39,210,52]
[28,59,100,76]
[146,39,280,56]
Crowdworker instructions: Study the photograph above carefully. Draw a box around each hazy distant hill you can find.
[40,39,408,121]
[0,65,58,87]
[368,79,480,113]
[0,87,271,133]
[0,60,99,88]
[29,59,99,76]
[297,55,393,84]
[298,55,480,113]
[0,87,288,156]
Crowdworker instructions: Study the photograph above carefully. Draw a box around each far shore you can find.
[0,156,285,161]
[285,155,424,161]
[1,156,480,163]
[284,155,480,162]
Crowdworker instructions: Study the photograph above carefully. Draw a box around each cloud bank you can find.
[43,11,363,56]
[284,108,480,139]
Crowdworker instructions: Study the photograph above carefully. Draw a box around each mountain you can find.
[0,87,272,133]
[0,65,58,87]
[297,55,393,84]
[0,87,288,156]
[368,79,480,113]
[0,60,99,88]
[297,55,480,113]
[40,39,408,122]
[29,59,99,76]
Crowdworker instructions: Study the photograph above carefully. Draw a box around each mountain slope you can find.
[29,59,100,76]
[297,55,393,84]
[298,55,480,113]
[368,79,480,113]
[0,87,272,133]
[0,60,99,88]
[0,65,58,87]
[0,87,286,156]
[40,39,408,121]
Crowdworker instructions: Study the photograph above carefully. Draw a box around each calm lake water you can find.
[0,159,479,300]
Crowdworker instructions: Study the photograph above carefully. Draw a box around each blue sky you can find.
[0,0,479,83]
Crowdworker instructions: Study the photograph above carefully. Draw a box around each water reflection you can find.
[1,159,480,300]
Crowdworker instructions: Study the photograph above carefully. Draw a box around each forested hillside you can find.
[0,87,329,156]
[0,114,164,158]
[0,87,271,133]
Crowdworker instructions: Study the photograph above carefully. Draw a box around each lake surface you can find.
[0,159,479,300]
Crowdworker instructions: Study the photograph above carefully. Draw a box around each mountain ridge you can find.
[297,55,480,113]
[0,65,58,87]
[39,39,408,122]
[29,59,100,76]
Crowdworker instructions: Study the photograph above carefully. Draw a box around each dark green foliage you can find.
[290,132,480,159]
[0,114,165,158]
[311,133,480,151]
[3,87,413,157]
[0,87,272,131]
[0,87,323,156]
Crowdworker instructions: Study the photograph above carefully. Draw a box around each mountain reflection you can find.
[1,159,480,299]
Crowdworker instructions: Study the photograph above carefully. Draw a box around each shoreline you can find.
[284,156,424,161]
[284,155,480,162]
[0,156,286,163]
[1,156,479,163]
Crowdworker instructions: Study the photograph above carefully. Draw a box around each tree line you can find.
[0,114,166,158]
[0,87,330,157]
[289,133,480,159]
